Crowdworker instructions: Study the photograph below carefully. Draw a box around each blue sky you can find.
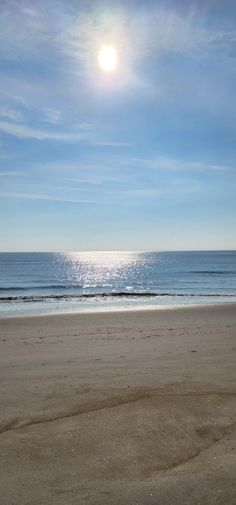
[0,0,236,251]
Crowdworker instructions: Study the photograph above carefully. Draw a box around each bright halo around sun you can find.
[98,45,117,72]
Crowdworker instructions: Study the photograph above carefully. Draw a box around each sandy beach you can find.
[0,303,236,504]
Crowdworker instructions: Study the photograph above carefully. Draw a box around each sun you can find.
[98,45,117,72]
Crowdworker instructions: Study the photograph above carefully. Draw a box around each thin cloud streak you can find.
[0,191,103,205]
[0,120,129,146]
[130,157,235,173]
[115,183,201,198]
[0,121,87,142]
[91,140,130,147]
[0,171,22,177]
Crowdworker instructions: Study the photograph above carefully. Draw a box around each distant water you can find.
[0,251,236,317]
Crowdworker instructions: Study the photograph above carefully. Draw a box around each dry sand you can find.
[0,303,236,504]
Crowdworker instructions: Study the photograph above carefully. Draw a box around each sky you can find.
[0,0,236,252]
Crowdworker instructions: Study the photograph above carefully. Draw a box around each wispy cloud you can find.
[116,188,169,197]
[0,3,58,62]
[0,120,129,146]
[130,157,235,173]
[115,182,201,199]
[42,108,63,125]
[0,171,21,177]
[62,4,236,73]
[1,1,235,141]
[0,89,32,110]
[91,140,130,147]
[0,191,102,205]
[64,175,125,185]
[0,120,87,142]
[0,107,24,122]
[1,2,235,66]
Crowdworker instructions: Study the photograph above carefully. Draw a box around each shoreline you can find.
[1,299,236,320]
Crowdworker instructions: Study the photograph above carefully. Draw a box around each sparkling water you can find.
[0,250,236,316]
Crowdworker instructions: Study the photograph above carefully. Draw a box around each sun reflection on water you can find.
[61,251,144,288]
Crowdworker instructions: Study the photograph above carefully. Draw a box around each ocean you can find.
[0,250,236,317]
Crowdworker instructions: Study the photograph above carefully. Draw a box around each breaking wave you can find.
[0,291,235,303]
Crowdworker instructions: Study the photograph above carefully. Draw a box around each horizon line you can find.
[0,249,235,254]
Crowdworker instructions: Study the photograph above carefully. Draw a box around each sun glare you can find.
[98,45,117,72]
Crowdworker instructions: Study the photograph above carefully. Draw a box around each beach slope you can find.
[0,304,236,504]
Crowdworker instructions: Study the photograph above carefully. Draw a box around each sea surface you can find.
[0,250,236,317]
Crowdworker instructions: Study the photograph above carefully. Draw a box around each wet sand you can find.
[0,304,236,504]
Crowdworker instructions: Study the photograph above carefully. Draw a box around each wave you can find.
[191,270,236,275]
[0,287,26,291]
[0,291,235,303]
[0,284,83,292]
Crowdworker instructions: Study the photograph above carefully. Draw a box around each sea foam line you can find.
[0,291,235,303]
